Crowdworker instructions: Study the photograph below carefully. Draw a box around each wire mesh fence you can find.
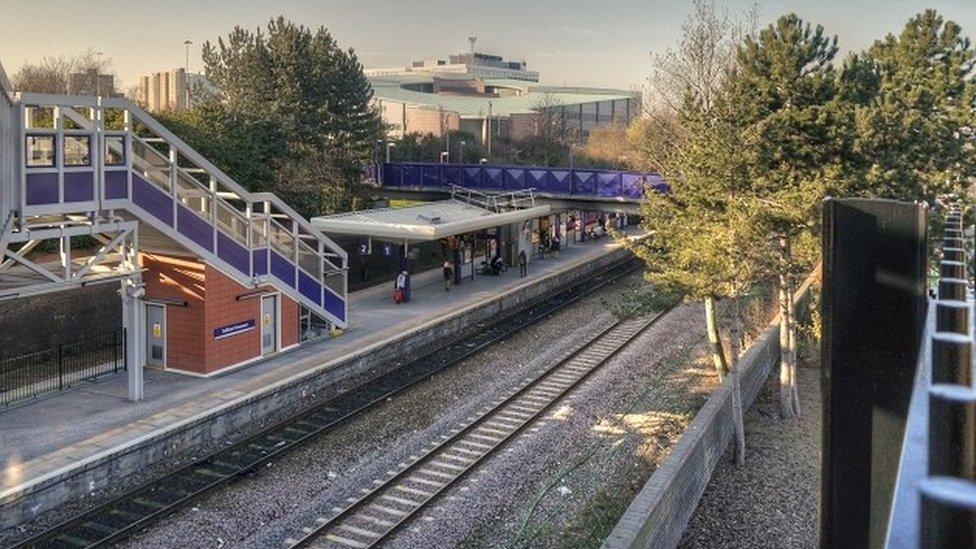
[0,329,126,406]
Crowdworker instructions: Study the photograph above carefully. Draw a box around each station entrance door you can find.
[261,294,278,355]
[146,304,166,367]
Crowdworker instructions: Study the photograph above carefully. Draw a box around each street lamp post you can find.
[385,142,395,163]
[183,40,193,108]
[459,140,466,165]
[95,51,103,96]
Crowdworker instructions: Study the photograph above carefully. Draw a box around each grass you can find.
[602,280,684,319]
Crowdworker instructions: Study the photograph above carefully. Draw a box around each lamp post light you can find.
[183,40,193,108]
[440,151,449,164]
[459,140,466,165]
[385,142,395,163]
[95,51,103,96]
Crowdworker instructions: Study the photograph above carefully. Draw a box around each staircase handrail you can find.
[18,93,347,263]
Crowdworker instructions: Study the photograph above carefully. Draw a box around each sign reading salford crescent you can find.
[213,319,256,340]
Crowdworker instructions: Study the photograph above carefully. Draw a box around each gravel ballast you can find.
[679,360,821,548]
[119,271,658,548]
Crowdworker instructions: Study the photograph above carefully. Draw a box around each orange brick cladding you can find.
[141,253,298,375]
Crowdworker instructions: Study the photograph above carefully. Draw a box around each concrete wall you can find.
[602,277,815,549]
[0,246,631,528]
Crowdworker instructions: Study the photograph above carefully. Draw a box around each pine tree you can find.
[838,10,976,202]
[201,17,383,214]
[725,13,838,418]
[627,1,763,463]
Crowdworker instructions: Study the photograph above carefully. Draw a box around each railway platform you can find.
[0,230,635,529]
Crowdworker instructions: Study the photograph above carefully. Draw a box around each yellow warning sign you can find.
[263,314,271,326]
[152,324,162,338]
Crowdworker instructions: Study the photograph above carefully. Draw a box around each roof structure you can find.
[369,75,636,118]
[311,199,551,242]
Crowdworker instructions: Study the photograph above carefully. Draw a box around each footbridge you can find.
[0,64,347,400]
[378,162,667,215]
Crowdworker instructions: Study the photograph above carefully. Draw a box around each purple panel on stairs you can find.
[402,164,422,186]
[25,172,59,205]
[270,250,296,288]
[463,167,483,188]
[252,249,268,276]
[325,287,345,322]
[504,168,527,191]
[217,231,250,275]
[621,173,642,199]
[133,174,174,226]
[298,271,322,307]
[484,168,503,190]
[177,204,214,252]
[574,171,597,195]
[443,166,462,186]
[104,170,128,199]
[596,172,622,197]
[421,164,444,187]
[545,170,572,194]
[64,172,95,202]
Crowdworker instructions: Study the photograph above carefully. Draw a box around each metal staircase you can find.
[8,93,347,327]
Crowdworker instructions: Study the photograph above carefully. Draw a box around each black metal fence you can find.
[0,329,126,407]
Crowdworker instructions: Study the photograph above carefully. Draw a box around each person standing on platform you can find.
[443,260,453,291]
[518,250,527,277]
[394,270,408,304]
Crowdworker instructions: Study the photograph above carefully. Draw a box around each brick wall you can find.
[141,253,206,374]
[281,295,298,348]
[141,254,300,375]
[203,265,262,372]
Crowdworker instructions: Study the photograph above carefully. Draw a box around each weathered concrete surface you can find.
[602,276,815,549]
[0,240,630,529]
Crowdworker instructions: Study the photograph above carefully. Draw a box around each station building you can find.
[0,55,641,408]
[366,50,640,144]
[0,58,349,398]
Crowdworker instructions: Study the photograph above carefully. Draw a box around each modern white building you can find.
[367,51,639,145]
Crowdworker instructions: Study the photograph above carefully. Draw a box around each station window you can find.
[25,135,55,167]
[105,136,126,165]
[64,135,91,166]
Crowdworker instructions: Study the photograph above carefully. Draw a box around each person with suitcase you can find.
[394,270,408,304]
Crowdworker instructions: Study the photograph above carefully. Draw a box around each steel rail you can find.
[13,258,640,549]
[285,305,674,549]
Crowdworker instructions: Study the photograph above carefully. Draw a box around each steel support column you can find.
[122,277,145,401]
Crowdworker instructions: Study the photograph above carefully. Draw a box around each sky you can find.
[1,0,974,92]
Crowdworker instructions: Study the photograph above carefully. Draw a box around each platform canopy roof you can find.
[311,200,551,242]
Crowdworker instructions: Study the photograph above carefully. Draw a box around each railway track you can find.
[14,258,640,549]
[284,309,671,549]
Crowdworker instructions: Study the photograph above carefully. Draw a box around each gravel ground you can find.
[118,271,652,548]
[679,358,821,548]
[412,301,714,549]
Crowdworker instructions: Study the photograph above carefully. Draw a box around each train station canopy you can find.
[311,199,551,242]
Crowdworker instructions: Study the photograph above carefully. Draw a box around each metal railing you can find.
[449,185,537,212]
[0,328,126,407]
[0,59,16,229]
[383,161,669,199]
[882,204,976,548]
[13,93,349,326]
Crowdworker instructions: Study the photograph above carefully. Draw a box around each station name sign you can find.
[213,319,255,340]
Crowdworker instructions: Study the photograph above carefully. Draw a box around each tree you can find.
[626,0,760,463]
[389,130,485,164]
[838,10,976,202]
[515,94,569,166]
[201,17,383,214]
[726,13,839,418]
[12,49,115,95]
